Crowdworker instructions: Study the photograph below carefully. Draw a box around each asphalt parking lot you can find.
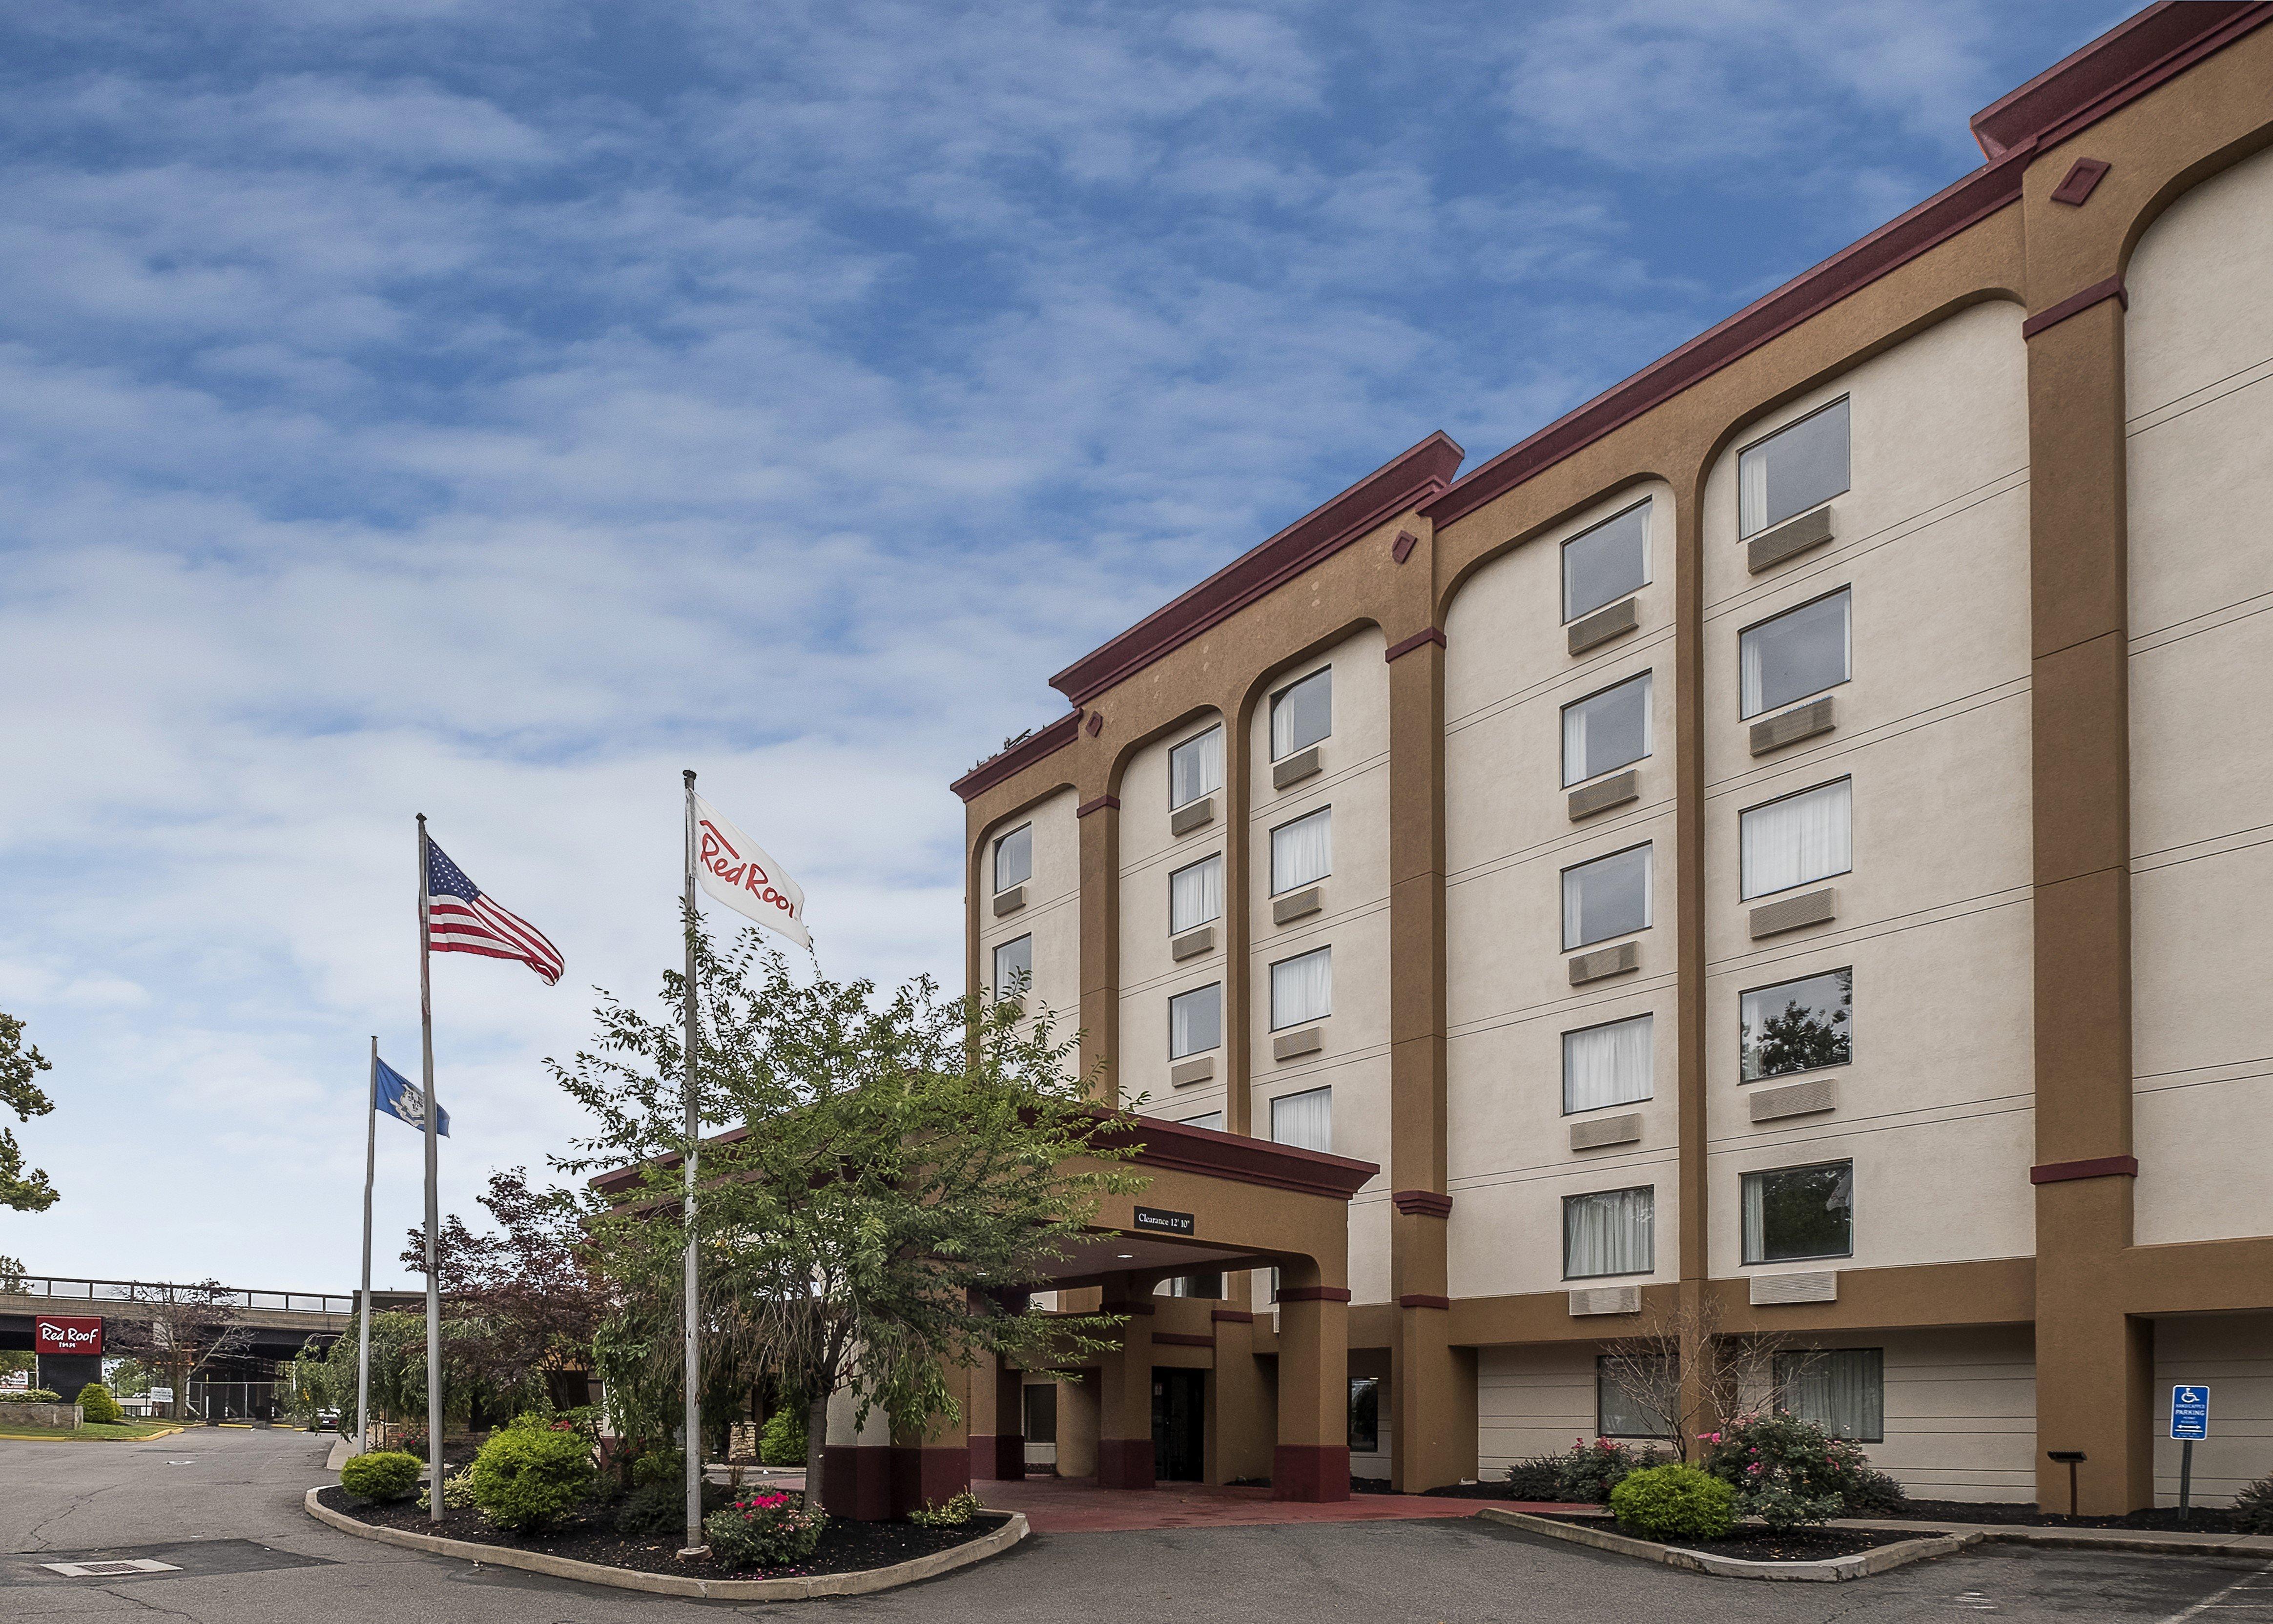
[3,1427,2268,1622]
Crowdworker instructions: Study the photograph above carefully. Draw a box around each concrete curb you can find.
[305,1487,1028,1600]
[1831,1518,2273,1559]
[1475,1508,1975,1582]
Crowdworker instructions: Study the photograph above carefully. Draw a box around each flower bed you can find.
[1540,1512,1946,1562]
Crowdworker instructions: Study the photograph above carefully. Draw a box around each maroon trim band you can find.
[1383,628,1447,662]
[2031,1154,2139,1185]
[1398,1294,1452,1311]
[2050,156,2112,205]
[1210,1308,1257,1324]
[1391,528,1420,564]
[1391,1189,1454,1218]
[1152,1332,1215,1349]
[1076,794,1120,817]
[1099,1300,1157,1316]
[950,711,1082,802]
[2022,275,2127,339]
[1275,1285,1352,1304]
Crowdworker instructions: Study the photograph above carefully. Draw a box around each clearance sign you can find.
[35,1316,103,1356]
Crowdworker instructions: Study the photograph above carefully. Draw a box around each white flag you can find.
[692,792,811,950]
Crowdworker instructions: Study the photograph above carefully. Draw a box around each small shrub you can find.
[396,1424,429,1461]
[2234,1474,2273,1536]
[1553,1438,1669,1503]
[615,1479,699,1537]
[632,1446,683,1488]
[760,1408,806,1467]
[76,1383,124,1423]
[467,1422,596,1531]
[417,1467,478,1512]
[1609,1464,1737,1543]
[908,1488,982,1528]
[0,1388,64,1404]
[1842,1467,1909,1515]
[1502,1455,1564,1501]
[1700,1415,1849,1531]
[704,1492,827,1571]
[340,1450,423,1502]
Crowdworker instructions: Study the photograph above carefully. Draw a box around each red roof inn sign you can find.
[35,1316,103,1357]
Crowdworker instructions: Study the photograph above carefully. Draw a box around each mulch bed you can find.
[1540,1513,1946,1562]
[1421,1480,1570,1501]
[1865,1499,2245,1534]
[315,1485,1006,1580]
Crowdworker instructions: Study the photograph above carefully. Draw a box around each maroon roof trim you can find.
[1277,1285,1352,1304]
[2051,157,2113,206]
[951,710,1083,803]
[1047,432,1466,708]
[1970,3,2268,159]
[1095,1113,1379,1201]
[2031,1154,2140,1185]
[1398,1293,1452,1311]
[2022,275,2127,338]
[1383,628,1446,662]
[1076,793,1120,818]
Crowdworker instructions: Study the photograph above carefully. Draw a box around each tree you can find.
[104,1281,257,1421]
[556,922,1140,1475]
[0,1010,58,1213]
[398,1166,613,1407]
[1595,1293,1817,1462]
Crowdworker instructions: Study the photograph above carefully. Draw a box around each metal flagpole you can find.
[681,769,703,1553]
[356,1036,378,1456]
[417,814,444,1522]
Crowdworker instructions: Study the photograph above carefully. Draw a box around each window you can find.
[1270,807,1331,894]
[1169,853,1223,934]
[1270,947,1331,1029]
[993,823,1033,892]
[1562,844,1652,950]
[1741,968,1853,1080]
[1563,1013,1653,1114]
[1564,1186,1654,1278]
[1739,397,1849,538]
[1271,1085,1332,1152]
[1169,725,1223,809]
[1742,1160,1853,1264]
[1563,499,1652,622]
[1270,668,1332,759]
[1739,588,1850,719]
[1597,1355,1676,1439]
[1740,779,1851,900]
[1177,1110,1224,1132]
[1775,1348,1884,1441]
[1563,672,1652,786]
[991,935,1032,997]
[1169,983,1221,1058]
[1348,1377,1381,1453]
[1157,1273,1224,1299]
[1022,1383,1057,1445]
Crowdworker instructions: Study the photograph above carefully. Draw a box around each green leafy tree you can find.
[0,1010,57,1213]
[558,922,1140,1475]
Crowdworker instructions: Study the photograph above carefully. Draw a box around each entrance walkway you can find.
[973,1475,1554,1533]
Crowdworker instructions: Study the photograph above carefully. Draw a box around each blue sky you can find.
[0,0,2122,1289]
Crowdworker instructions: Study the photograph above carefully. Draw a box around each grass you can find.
[0,1418,186,1442]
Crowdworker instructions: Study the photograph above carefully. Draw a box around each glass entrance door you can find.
[1150,1369,1205,1482]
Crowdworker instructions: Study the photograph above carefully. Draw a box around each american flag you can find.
[423,836,565,986]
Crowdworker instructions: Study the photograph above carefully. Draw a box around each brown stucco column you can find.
[966,1354,1025,1480]
[1077,793,1122,1106]
[1223,689,1256,1142]
[2025,286,2147,1513]
[1274,1266,1352,1501]
[1384,628,1467,1491]
[889,1357,972,1518]
[1670,473,1715,1451]
[1095,1284,1155,1489]
[1207,1308,1273,1484]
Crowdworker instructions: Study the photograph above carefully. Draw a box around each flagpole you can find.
[356,1036,378,1456]
[681,769,703,1554]
[417,814,444,1522]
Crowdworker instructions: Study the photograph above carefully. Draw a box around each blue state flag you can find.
[374,1055,449,1137]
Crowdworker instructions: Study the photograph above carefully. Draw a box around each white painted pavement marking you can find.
[2158,1559,2273,1624]
[39,1559,184,1577]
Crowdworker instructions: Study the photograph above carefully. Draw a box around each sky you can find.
[0,0,2127,1291]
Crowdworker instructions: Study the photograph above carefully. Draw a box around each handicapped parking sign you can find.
[2171,1385,2210,1440]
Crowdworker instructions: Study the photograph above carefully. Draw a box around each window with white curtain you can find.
[1562,843,1652,949]
[1740,779,1851,900]
[1739,588,1850,719]
[1775,1348,1884,1441]
[1738,397,1850,538]
[1169,726,1223,809]
[1177,1110,1224,1132]
[1270,668,1332,759]
[1562,672,1653,786]
[1562,499,1652,622]
[1269,947,1331,1029]
[1169,854,1223,934]
[991,934,1032,998]
[1270,808,1331,894]
[1564,1186,1654,1278]
[1563,1013,1653,1114]
[1742,1160,1853,1263]
[1271,1085,1332,1152]
[1169,983,1221,1058]
[993,823,1033,892]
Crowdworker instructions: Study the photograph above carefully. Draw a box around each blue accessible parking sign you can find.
[2171,1385,2210,1440]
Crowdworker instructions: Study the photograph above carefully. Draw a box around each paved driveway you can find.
[3,1428,2268,1622]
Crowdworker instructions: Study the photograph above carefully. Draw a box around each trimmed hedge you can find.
[467,1422,595,1531]
[1609,1463,1736,1542]
[77,1383,124,1423]
[339,1450,423,1502]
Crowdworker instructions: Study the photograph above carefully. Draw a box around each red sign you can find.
[35,1316,103,1356]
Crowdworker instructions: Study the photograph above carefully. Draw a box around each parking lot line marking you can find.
[2159,1559,2273,1624]
[38,1559,184,1578]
